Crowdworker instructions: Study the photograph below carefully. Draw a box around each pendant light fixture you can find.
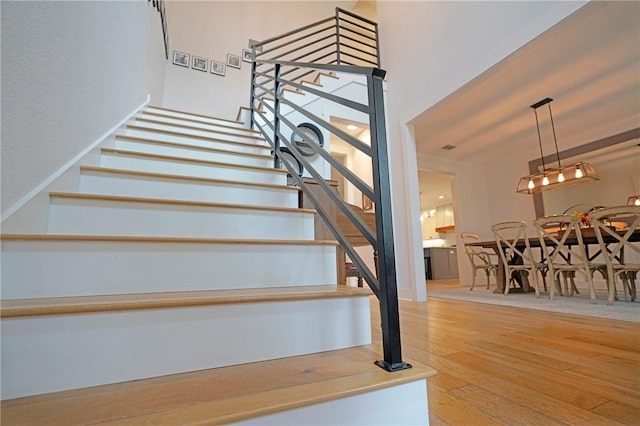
[516,97,599,194]
[628,195,640,206]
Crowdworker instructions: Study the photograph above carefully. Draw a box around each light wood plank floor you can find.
[369,281,640,425]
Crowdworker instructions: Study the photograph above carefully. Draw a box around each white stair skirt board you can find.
[146,106,247,129]
[230,379,429,426]
[47,195,314,240]
[136,113,259,138]
[99,150,287,186]
[114,137,272,168]
[127,122,266,146]
[1,296,371,399]
[1,238,338,299]
[123,128,270,155]
[78,167,299,209]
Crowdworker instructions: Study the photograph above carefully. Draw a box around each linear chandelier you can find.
[516,97,599,194]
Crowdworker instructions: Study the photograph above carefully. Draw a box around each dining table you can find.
[468,228,640,294]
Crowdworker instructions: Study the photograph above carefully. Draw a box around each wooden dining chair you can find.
[588,205,640,305]
[460,232,498,290]
[533,214,598,303]
[491,221,543,297]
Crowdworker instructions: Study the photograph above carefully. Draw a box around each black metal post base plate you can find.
[374,360,413,372]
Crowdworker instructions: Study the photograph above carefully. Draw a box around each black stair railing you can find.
[248,8,410,372]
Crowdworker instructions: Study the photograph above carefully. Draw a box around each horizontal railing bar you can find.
[340,51,378,66]
[279,51,337,79]
[253,16,334,48]
[256,24,335,57]
[288,41,336,63]
[336,7,378,27]
[258,59,380,77]
[274,96,373,159]
[254,71,275,80]
[267,33,336,62]
[337,16,376,34]
[340,42,378,59]
[278,76,369,114]
[338,33,378,51]
[341,25,377,42]
[269,102,376,203]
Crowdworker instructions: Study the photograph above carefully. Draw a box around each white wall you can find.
[377,1,587,299]
[161,1,346,120]
[1,0,167,218]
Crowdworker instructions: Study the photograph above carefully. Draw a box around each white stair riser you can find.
[145,107,248,129]
[99,153,286,186]
[137,113,259,138]
[47,199,314,240]
[114,139,272,168]
[128,122,264,145]
[1,240,337,299]
[1,297,371,399]
[79,171,299,208]
[124,128,269,155]
[231,380,428,426]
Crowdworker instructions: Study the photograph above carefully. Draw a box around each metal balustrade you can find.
[248,8,410,372]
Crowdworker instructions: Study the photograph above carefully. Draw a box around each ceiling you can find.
[411,1,640,168]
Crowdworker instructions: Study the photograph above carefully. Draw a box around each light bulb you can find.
[557,172,565,183]
[527,179,534,190]
[575,167,583,178]
[635,198,640,206]
[542,176,549,186]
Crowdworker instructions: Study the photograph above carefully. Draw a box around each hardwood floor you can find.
[369,281,640,425]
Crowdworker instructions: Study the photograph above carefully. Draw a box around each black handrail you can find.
[149,0,169,59]
[249,9,409,372]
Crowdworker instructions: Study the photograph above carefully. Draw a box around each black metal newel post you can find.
[367,69,412,372]
[273,63,282,169]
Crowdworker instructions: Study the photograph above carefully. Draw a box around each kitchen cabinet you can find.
[430,247,459,280]
[435,203,455,233]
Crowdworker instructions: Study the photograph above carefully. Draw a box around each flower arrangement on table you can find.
[571,210,590,228]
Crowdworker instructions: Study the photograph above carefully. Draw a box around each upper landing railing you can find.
[248,8,410,372]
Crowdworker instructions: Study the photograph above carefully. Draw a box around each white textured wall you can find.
[377,1,587,300]
[1,0,167,217]
[161,1,346,119]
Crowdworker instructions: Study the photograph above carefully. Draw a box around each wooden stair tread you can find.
[301,79,323,87]
[143,109,261,134]
[147,105,243,125]
[49,192,315,214]
[135,116,265,141]
[101,148,287,175]
[0,346,435,425]
[115,134,272,160]
[236,106,251,122]
[126,124,268,149]
[0,234,338,246]
[1,285,371,318]
[316,71,339,80]
[282,87,304,95]
[80,165,300,191]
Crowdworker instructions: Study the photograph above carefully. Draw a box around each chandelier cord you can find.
[534,108,546,172]
[548,103,562,169]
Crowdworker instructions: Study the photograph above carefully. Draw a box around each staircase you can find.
[1,105,434,424]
